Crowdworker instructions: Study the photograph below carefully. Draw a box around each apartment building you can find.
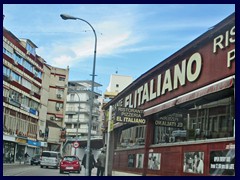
[63,80,102,155]
[3,26,69,163]
[43,65,69,152]
[3,27,45,162]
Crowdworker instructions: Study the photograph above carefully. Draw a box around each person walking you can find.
[82,149,96,176]
[24,152,30,164]
[96,149,106,176]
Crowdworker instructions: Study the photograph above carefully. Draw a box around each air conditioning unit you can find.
[56,107,60,111]
[30,91,34,95]
[26,51,30,55]
[57,94,62,99]
[9,76,13,81]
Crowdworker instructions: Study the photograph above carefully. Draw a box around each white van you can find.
[40,151,62,169]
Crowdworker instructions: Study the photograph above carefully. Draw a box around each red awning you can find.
[55,114,64,118]
[144,98,177,116]
[144,76,234,117]
[176,76,234,105]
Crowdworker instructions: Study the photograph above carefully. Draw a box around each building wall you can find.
[107,74,133,93]
[38,63,50,141]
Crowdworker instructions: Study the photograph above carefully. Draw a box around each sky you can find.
[3,4,235,94]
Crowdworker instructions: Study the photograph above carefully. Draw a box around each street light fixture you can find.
[60,14,97,176]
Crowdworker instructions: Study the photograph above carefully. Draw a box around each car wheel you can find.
[40,165,43,168]
[60,170,63,174]
[31,162,33,165]
[77,170,80,174]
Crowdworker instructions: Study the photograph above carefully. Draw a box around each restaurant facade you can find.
[103,13,235,176]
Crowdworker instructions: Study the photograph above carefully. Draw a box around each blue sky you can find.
[3,4,235,94]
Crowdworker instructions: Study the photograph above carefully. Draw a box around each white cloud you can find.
[38,10,145,68]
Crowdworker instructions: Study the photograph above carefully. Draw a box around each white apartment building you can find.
[63,80,103,155]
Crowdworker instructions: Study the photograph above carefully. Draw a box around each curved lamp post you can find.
[60,14,97,176]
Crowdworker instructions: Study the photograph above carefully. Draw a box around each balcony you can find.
[66,128,97,135]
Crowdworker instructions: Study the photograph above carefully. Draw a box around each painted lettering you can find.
[187,52,202,82]
[213,26,235,53]
[124,52,202,108]
[174,59,186,89]
[227,49,235,68]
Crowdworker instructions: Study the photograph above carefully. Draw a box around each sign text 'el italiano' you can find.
[115,107,146,125]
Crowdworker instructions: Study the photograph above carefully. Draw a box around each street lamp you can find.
[68,89,81,156]
[60,14,97,176]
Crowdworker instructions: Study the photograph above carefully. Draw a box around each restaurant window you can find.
[153,96,234,144]
[118,125,146,149]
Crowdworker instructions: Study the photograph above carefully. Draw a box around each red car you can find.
[59,155,81,174]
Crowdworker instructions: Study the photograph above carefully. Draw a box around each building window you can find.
[22,78,31,90]
[56,103,63,109]
[14,52,23,65]
[153,96,234,144]
[118,125,146,148]
[11,71,20,83]
[68,115,73,121]
[70,94,75,101]
[3,47,13,58]
[116,94,234,149]
[26,42,36,56]
[3,66,10,77]
[59,77,65,81]
[23,59,33,72]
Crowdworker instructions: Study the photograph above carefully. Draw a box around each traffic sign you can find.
[73,141,80,148]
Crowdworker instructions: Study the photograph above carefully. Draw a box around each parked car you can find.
[40,151,62,169]
[59,155,81,174]
[30,154,41,165]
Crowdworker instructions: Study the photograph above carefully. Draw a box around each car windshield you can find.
[63,156,77,162]
[42,152,58,157]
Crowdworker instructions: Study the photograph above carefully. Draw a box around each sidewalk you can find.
[85,167,141,176]
[112,170,141,176]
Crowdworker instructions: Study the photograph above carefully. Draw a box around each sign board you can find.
[155,113,183,128]
[209,149,235,175]
[115,107,146,125]
[108,120,114,132]
[73,141,80,148]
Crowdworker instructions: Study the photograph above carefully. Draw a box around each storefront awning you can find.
[55,114,64,118]
[144,98,177,116]
[176,76,234,105]
[144,76,234,117]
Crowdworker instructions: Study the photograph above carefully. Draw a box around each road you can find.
[3,164,89,176]
[3,164,141,176]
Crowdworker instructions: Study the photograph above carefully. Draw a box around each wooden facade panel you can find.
[113,141,235,176]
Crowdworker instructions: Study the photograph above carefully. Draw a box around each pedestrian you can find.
[9,152,14,163]
[81,149,96,176]
[96,149,106,176]
[24,152,30,164]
